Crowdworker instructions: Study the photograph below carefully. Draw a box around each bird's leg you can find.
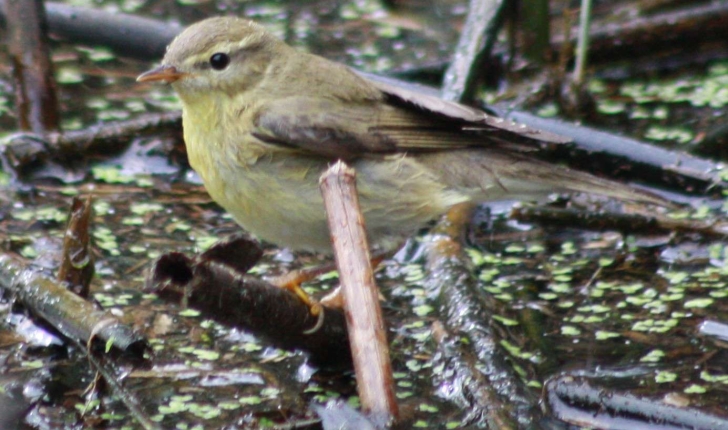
[267,252,389,332]
[318,251,388,309]
[320,207,476,313]
[439,202,476,239]
[266,264,335,333]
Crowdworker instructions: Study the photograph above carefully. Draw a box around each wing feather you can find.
[251,81,571,160]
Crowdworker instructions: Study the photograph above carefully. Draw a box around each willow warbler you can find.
[138,17,663,254]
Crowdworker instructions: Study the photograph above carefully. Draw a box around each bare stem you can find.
[319,161,398,427]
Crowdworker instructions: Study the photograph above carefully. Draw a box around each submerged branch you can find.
[547,375,728,429]
[496,108,727,196]
[422,205,540,428]
[0,254,146,353]
[511,205,728,238]
[1,112,181,177]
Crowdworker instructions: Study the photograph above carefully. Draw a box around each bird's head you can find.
[137,17,284,96]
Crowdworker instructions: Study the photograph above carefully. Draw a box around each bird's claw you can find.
[302,302,325,334]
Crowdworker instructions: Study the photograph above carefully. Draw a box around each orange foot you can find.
[267,252,389,333]
[267,267,331,334]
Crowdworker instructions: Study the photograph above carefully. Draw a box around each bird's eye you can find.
[209,53,230,70]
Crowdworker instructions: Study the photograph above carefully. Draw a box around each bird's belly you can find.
[195,149,468,253]
[201,153,332,251]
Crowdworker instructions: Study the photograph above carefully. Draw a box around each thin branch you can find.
[441,0,506,103]
[5,0,60,133]
[319,161,398,427]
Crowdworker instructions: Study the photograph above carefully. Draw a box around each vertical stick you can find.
[319,161,398,427]
[6,0,61,133]
[574,0,593,85]
[57,196,95,297]
[441,0,506,103]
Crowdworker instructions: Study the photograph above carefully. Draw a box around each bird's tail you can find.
[420,150,671,207]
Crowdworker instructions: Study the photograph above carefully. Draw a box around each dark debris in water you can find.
[145,235,352,367]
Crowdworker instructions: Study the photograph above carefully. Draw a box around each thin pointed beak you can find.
[137,65,185,83]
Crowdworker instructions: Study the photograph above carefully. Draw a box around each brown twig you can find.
[319,161,398,427]
[50,111,182,155]
[57,196,95,297]
[4,0,60,133]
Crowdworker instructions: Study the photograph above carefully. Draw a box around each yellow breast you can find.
[177,91,468,253]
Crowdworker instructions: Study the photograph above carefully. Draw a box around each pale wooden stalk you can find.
[319,161,398,427]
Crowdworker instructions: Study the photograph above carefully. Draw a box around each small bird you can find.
[138,17,664,310]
